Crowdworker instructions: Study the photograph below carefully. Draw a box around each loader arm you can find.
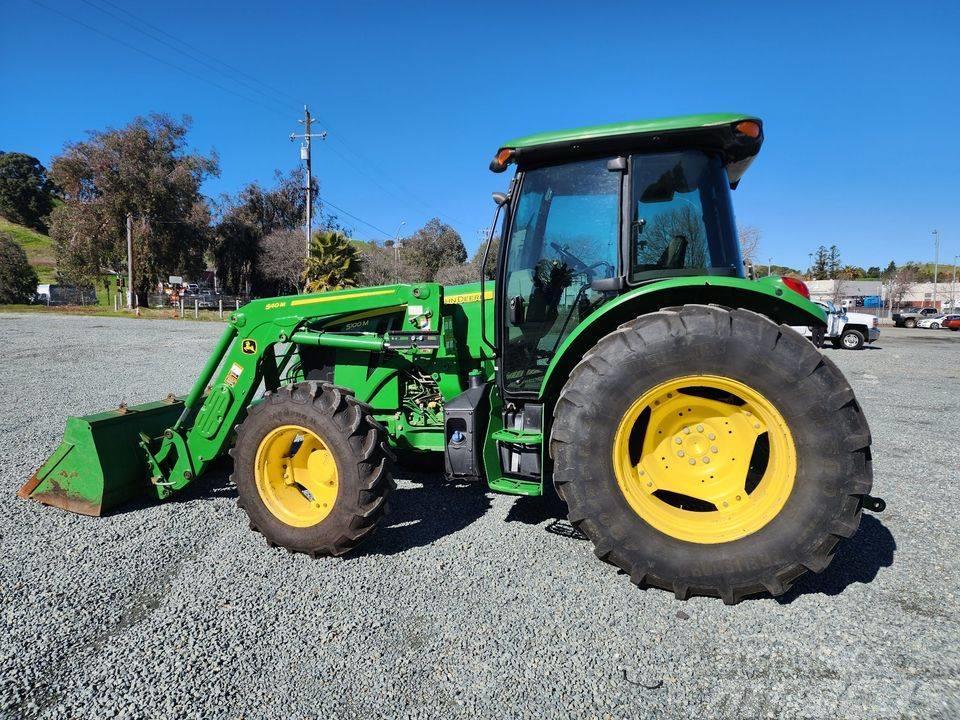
[21,283,457,513]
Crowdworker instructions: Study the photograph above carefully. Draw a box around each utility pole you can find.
[932,229,940,308]
[767,257,772,276]
[290,105,326,258]
[126,212,134,310]
[393,221,406,283]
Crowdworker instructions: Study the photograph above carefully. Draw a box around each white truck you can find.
[793,301,880,350]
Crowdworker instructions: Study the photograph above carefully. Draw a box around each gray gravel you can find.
[1,312,958,719]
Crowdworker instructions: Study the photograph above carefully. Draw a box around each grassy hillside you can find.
[0,216,56,282]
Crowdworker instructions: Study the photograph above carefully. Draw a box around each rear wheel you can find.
[550,305,872,604]
[232,382,394,556]
[931,322,941,329]
[904,318,917,328]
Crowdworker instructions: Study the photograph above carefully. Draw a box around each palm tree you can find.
[303,230,363,293]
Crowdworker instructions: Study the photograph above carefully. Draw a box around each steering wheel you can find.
[549,241,589,272]
[549,242,613,279]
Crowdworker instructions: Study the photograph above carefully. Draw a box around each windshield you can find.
[629,151,741,281]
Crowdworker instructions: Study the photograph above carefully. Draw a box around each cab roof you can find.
[491,113,764,185]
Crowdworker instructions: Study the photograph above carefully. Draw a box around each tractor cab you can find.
[488,114,764,396]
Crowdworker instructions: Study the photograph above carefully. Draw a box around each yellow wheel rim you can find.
[254,424,339,528]
[612,375,796,544]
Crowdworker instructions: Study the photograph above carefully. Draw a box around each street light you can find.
[393,221,406,283]
[951,254,958,312]
[932,229,940,308]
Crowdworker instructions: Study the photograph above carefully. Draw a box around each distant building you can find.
[805,279,960,313]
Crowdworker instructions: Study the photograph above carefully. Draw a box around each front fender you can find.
[538,275,826,400]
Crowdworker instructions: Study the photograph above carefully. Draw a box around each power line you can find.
[90,0,302,107]
[29,0,467,229]
[317,196,394,239]
[28,0,292,121]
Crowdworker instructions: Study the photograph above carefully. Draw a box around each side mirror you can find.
[492,191,509,206]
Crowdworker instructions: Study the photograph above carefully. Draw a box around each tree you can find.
[400,218,466,282]
[0,152,57,232]
[809,245,830,279]
[866,266,881,278]
[889,266,917,309]
[356,241,397,287]
[0,231,38,303]
[473,234,500,280]
[260,228,307,294]
[48,114,218,300]
[211,167,320,294]
[304,230,362,292]
[826,245,841,278]
[434,263,477,285]
[738,226,761,266]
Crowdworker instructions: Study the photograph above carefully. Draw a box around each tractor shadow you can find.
[774,514,895,603]
[505,492,895,602]
[353,465,493,557]
[504,489,589,540]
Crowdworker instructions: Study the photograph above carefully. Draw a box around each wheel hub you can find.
[612,375,796,544]
[254,424,339,527]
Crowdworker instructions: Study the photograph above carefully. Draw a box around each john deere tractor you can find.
[21,114,883,603]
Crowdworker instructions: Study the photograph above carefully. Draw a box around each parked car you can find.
[933,314,960,330]
[917,315,946,329]
[893,307,940,328]
[946,316,960,331]
[791,301,880,350]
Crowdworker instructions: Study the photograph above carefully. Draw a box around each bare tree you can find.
[830,275,849,306]
[738,226,761,265]
[357,242,397,286]
[260,229,307,293]
[889,266,917,309]
[434,263,477,285]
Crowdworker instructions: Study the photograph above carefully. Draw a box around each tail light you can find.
[781,276,810,299]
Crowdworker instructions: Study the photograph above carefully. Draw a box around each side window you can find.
[630,151,740,281]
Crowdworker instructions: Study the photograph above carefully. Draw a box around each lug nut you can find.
[674,437,683,445]
[683,427,691,435]
[707,433,716,440]
[710,446,718,453]
[688,458,696,466]
[696,424,703,432]
[754,423,761,429]
[677,450,685,457]
[702,457,710,464]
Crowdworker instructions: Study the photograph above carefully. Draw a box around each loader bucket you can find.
[18,397,185,516]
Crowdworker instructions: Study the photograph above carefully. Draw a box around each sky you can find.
[2,0,959,270]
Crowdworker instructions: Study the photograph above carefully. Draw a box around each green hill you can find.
[0,216,56,282]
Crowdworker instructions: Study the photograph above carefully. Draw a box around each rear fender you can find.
[538,275,826,402]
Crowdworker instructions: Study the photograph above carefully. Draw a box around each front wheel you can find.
[904,318,917,328]
[232,382,394,556]
[931,322,941,329]
[550,305,872,604]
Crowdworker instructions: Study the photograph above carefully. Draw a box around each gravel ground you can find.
[1,313,958,719]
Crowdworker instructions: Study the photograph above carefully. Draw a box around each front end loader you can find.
[22,113,884,603]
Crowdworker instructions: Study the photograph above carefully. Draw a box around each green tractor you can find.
[20,113,883,603]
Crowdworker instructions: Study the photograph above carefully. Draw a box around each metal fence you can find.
[145,293,250,318]
[38,286,100,306]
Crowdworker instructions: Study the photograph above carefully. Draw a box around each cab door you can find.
[498,157,621,396]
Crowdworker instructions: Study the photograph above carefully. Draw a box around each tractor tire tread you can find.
[231,381,393,557]
[550,304,873,604]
